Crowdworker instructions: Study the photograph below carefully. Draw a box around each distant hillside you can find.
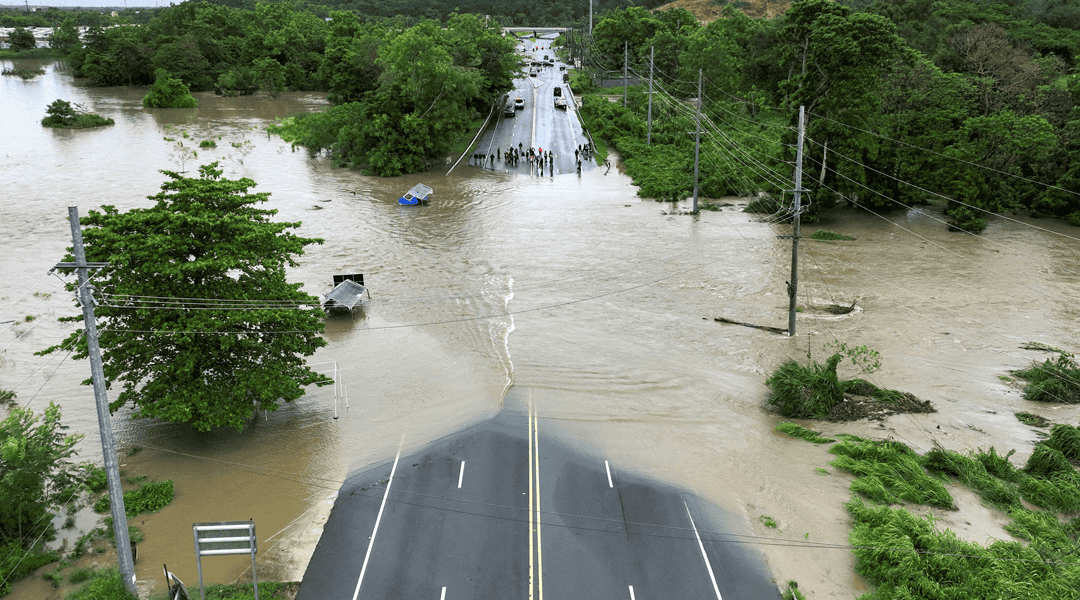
[653,0,790,23]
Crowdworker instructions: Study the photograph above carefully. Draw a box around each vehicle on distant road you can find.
[504,104,515,117]
[515,97,524,110]
[553,86,562,97]
[554,97,567,110]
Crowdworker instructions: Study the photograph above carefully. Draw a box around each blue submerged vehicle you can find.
[398,183,433,205]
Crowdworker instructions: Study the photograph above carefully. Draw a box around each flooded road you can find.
[3,58,1080,598]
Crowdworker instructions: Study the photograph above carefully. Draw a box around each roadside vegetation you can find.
[577,1,1080,229]
[40,99,114,129]
[0,404,92,595]
[775,422,1080,600]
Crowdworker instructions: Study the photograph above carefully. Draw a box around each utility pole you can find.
[787,107,807,337]
[623,41,628,108]
[647,46,653,146]
[63,207,137,595]
[589,0,592,35]
[691,69,702,214]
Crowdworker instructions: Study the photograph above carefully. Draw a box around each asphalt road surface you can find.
[470,36,596,177]
[298,394,781,600]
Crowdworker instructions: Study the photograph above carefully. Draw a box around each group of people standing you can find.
[471,141,594,175]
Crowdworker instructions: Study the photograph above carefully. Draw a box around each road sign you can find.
[192,521,258,600]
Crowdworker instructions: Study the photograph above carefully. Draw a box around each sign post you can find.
[192,521,258,600]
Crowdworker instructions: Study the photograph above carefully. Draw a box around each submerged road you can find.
[471,35,595,176]
[297,391,780,600]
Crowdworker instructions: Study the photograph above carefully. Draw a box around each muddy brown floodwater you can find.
[3,58,1080,599]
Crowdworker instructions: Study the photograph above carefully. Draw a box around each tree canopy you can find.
[47,163,332,432]
[581,0,1080,230]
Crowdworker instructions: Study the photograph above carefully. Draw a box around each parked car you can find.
[514,97,525,110]
[553,86,562,97]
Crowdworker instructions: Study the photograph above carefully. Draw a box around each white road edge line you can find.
[440,586,446,600]
[605,460,613,488]
[458,461,465,489]
[628,585,636,600]
[685,502,723,600]
[351,440,403,600]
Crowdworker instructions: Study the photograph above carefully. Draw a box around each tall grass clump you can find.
[830,438,953,509]
[1013,352,1080,403]
[1004,508,1076,550]
[1043,423,1080,460]
[95,479,174,516]
[65,568,137,600]
[1019,473,1080,513]
[766,354,844,418]
[776,422,835,444]
[922,447,1023,511]
[846,498,1080,600]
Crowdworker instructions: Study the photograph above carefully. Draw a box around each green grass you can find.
[68,566,97,584]
[766,354,844,419]
[829,437,954,509]
[95,479,174,516]
[1043,423,1080,460]
[759,515,779,529]
[846,497,1080,600]
[782,581,807,600]
[809,230,855,241]
[2,66,45,79]
[815,467,829,474]
[149,581,299,600]
[1015,411,1051,427]
[66,568,138,600]
[1013,352,1080,403]
[0,48,58,59]
[776,422,835,444]
[448,116,487,157]
[200,139,217,148]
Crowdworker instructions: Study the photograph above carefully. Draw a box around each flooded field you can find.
[2,58,1079,598]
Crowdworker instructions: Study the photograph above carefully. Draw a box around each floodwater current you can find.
[3,58,1080,599]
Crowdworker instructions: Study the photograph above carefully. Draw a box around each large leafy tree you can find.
[48,164,332,431]
[0,403,85,549]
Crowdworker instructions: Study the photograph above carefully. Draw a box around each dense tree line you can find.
[276,11,519,175]
[201,0,645,27]
[582,0,1080,230]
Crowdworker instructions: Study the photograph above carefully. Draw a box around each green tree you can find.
[42,99,77,126]
[8,27,35,52]
[46,163,332,431]
[143,68,199,108]
[0,403,85,548]
[49,17,81,55]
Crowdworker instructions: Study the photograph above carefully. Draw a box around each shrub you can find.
[8,27,36,52]
[0,542,58,596]
[41,99,114,128]
[200,140,217,148]
[809,230,855,241]
[85,465,108,493]
[945,204,988,234]
[143,69,198,109]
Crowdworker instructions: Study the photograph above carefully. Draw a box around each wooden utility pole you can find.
[647,46,653,146]
[623,41,628,107]
[787,107,807,337]
[64,207,137,595]
[691,69,702,214]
